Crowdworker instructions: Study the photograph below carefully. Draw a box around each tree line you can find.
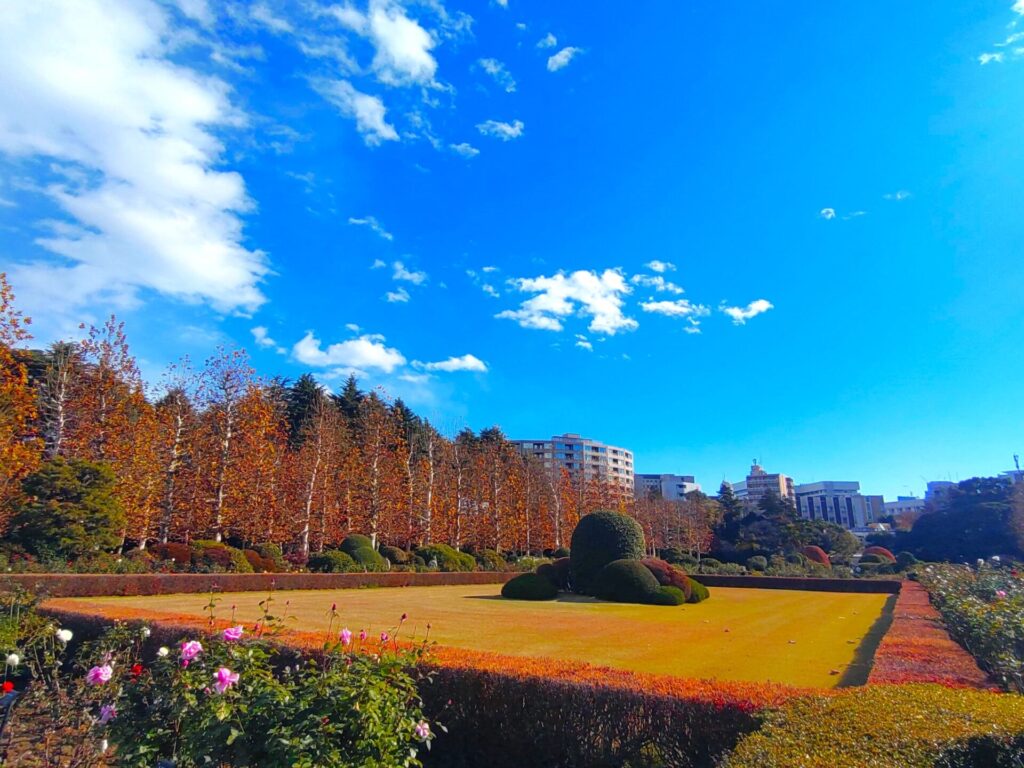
[0,274,722,561]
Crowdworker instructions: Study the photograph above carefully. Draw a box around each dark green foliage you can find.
[569,511,646,594]
[746,555,768,571]
[307,549,357,573]
[501,573,558,600]
[659,547,685,564]
[896,551,918,570]
[257,542,286,571]
[699,557,723,571]
[189,540,252,573]
[552,546,570,559]
[647,585,687,606]
[859,553,887,565]
[417,543,476,572]
[285,373,327,447]
[687,578,710,603]
[412,555,426,567]
[785,552,807,566]
[536,557,571,590]
[593,559,660,604]
[351,546,387,572]
[380,545,408,565]
[475,548,508,571]
[9,458,125,559]
[340,534,374,557]
[640,558,691,595]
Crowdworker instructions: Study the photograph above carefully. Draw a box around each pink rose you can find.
[180,640,203,665]
[86,665,113,685]
[222,625,244,642]
[339,628,352,647]
[213,667,239,694]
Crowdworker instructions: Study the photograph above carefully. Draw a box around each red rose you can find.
[131,664,143,675]
[2,681,14,693]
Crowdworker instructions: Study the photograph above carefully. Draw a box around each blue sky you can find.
[1,0,1023,500]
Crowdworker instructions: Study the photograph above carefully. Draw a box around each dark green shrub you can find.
[659,547,685,564]
[412,555,426,567]
[308,549,357,573]
[340,534,374,557]
[647,585,687,606]
[258,542,286,570]
[191,540,232,572]
[475,549,508,571]
[569,511,646,594]
[417,544,476,572]
[687,578,710,603]
[641,558,691,595]
[536,557,571,590]
[352,546,387,572]
[747,555,768,571]
[227,546,254,573]
[785,552,807,566]
[896,551,918,570]
[593,559,661,604]
[501,573,557,601]
[860,553,887,565]
[553,546,570,559]
[380,545,409,565]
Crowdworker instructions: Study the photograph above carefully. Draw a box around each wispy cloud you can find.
[385,287,410,303]
[720,299,774,325]
[537,33,557,49]
[575,334,593,351]
[477,119,525,141]
[497,268,638,335]
[251,326,286,354]
[478,58,516,92]
[414,354,488,372]
[393,260,427,284]
[645,260,675,273]
[883,190,912,201]
[640,299,710,318]
[820,208,837,221]
[547,46,583,72]
[349,215,394,240]
[450,142,480,158]
[314,79,398,145]
[631,274,685,294]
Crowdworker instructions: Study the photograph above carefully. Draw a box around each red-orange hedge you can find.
[800,545,831,568]
[863,546,897,563]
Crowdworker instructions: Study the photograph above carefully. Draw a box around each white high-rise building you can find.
[512,433,634,493]
[794,481,884,530]
[731,462,795,509]
[634,473,701,501]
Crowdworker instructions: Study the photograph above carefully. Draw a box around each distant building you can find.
[884,496,926,520]
[511,433,634,494]
[794,481,884,530]
[635,473,701,501]
[731,462,795,510]
[925,481,956,502]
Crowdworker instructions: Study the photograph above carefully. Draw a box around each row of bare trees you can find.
[0,274,719,559]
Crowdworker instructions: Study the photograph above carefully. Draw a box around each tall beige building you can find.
[731,461,795,509]
[512,433,634,493]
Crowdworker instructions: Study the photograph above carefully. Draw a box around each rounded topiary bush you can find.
[351,546,387,572]
[475,548,508,571]
[501,572,557,601]
[570,511,646,594]
[800,545,831,568]
[380,545,408,566]
[340,534,374,557]
[863,546,897,563]
[417,544,476,572]
[641,558,691,599]
[149,542,193,565]
[552,546,570,559]
[593,558,661,604]
[647,585,687,606]
[687,578,710,603]
[896,551,918,570]
[859,553,887,565]
[243,548,275,572]
[746,555,768,571]
[308,549,357,573]
[536,556,571,590]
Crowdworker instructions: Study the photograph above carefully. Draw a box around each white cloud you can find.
[251,325,286,354]
[478,58,516,92]
[575,334,593,351]
[645,260,675,273]
[883,190,911,201]
[819,208,836,220]
[385,287,410,302]
[979,52,1004,64]
[0,0,269,326]
[720,299,774,325]
[292,330,406,372]
[494,0,508,7]
[477,119,525,141]
[415,354,488,372]
[314,79,399,145]
[450,141,480,157]
[393,260,427,284]
[349,215,394,240]
[537,33,557,49]
[371,258,387,269]
[547,46,582,72]
[516,22,527,31]
[640,299,710,318]
[631,274,684,294]
[497,268,638,335]
[1016,0,1024,13]
[481,283,500,297]
[345,322,361,332]
[250,3,294,34]
[329,0,438,86]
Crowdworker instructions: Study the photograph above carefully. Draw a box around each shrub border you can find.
[692,574,901,593]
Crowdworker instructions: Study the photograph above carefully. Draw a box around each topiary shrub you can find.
[800,545,831,568]
[351,546,387,572]
[308,549,357,573]
[697,557,722,574]
[785,552,807,567]
[647,585,687,606]
[896,551,918,570]
[501,572,558,601]
[863,546,897,563]
[258,542,286,570]
[593,559,661,604]
[746,555,768,572]
[149,542,193,565]
[859,553,887,565]
[475,549,508,571]
[552,546,570,559]
[687,578,710,603]
[659,547,685,565]
[227,546,254,573]
[641,558,691,599]
[569,511,646,594]
[380,545,409,566]
[536,557,572,590]
[417,544,476,572]
[340,534,374,557]
[243,549,275,572]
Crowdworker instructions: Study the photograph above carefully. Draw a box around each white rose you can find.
[157,647,169,657]
[6,653,19,667]
[140,627,151,638]
[56,629,73,643]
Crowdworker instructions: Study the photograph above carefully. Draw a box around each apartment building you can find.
[731,462,796,509]
[512,433,634,492]
[634,473,701,501]
[794,481,885,530]
[884,496,926,520]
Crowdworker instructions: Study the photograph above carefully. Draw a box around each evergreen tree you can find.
[286,373,326,447]
[333,374,364,425]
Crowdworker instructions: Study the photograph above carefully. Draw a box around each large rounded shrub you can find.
[417,544,476,572]
[536,557,571,590]
[380,545,409,566]
[308,549,357,573]
[501,573,557,601]
[593,559,661,604]
[647,586,687,606]
[340,534,374,557]
[569,511,646,593]
[149,542,193,565]
[687,578,710,603]
[475,548,508,571]
[641,558,692,599]
[800,545,831,568]
[746,555,768,572]
[863,546,897,563]
[352,546,387,572]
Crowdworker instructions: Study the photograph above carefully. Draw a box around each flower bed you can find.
[867,580,993,688]
[916,564,1024,692]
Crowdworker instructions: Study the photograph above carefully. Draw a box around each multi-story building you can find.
[794,481,884,530]
[731,462,795,509]
[884,496,926,521]
[512,433,634,493]
[925,481,956,502]
[634,473,701,501]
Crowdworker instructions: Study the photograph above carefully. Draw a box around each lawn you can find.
[70,585,894,689]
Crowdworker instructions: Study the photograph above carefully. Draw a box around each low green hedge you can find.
[307,550,357,573]
[687,578,710,603]
[647,585,687,605]
[723,685,1024,768]
[417,544,476,572]
[593,559,661,604]
[501,573,557,601]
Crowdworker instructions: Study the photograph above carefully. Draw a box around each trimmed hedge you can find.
[536,557,571,590]
[569,511,646,594]
[307,550,357,573]
[691,574,901,593]
[800,546,830,568]
[339,534,374,557]
[501,573,558,601]
[475,549,508,572]
[593,559,661,604]
[648,585,687,606]
[863,546,897,563]
[746,555,768,572]
[687,578,710,603]
[380,545,409,565]
[351,546,387,572]
[416,544,476,572]
[641,558,691,597]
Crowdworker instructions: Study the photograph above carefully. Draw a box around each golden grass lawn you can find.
[71,585,892,689]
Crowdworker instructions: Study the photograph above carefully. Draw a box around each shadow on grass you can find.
[466,593,600,604]
[837,592,897,687]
